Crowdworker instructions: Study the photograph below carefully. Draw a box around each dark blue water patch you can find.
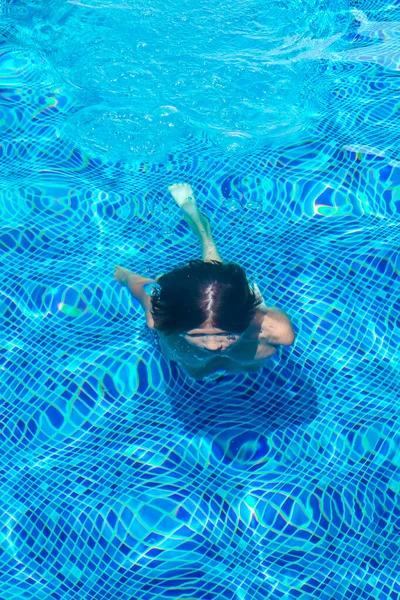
[220,174,235,199]
[316,185,335,206]
[60,380,80,402]
[79,377,99,409]
[101,373,121,403]
[379,164,393,183]
[146,358,162,388]
[211,430,270,465]
[0,228,22,252]
[45,406,64,429]
[136,359,149,394]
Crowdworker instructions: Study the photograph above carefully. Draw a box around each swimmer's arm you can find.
[253,284,292,328]
[260,309,295,346]
[252,282,295,345]
[127,275,156,328]
[114,266,155,326]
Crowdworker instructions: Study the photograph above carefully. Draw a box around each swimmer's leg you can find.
[168,183,222,262]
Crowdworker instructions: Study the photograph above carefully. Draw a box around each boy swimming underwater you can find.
[114,184,294,380]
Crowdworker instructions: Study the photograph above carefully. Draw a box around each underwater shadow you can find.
[169,357,319,442]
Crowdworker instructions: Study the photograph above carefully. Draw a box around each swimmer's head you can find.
[150,260,262,338]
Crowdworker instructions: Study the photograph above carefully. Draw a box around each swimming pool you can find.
[1,0,400,598]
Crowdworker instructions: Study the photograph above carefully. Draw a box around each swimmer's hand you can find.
[114,265,132,285]
[114,265,155,291]
[168,183,194,207]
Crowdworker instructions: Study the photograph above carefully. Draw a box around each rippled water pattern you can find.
[1,0,400,598]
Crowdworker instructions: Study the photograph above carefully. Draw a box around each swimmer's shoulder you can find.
[251,282,294,346]
[145,308,155,329]
[257,306,295,347]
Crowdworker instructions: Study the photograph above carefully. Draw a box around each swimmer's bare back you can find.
[114,183,295,380]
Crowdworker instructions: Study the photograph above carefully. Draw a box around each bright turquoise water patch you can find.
[1,0,400,599]
[3,0,351,159]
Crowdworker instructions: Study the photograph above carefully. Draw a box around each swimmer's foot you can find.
[168,183,195,207]
[168,182,211,238]
[168,182,222,262]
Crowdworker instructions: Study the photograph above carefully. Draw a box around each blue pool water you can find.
[1,0,400,598]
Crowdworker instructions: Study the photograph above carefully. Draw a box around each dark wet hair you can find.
[150,259,262,335]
